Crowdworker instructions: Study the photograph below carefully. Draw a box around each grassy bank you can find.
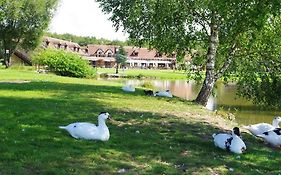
[97,68,188,80]
[0,68,280,174]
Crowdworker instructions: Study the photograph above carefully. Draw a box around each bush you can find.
[141,81,154,89]
[32,49,95,78]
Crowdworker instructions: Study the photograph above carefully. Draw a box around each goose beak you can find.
[108,115,112,120]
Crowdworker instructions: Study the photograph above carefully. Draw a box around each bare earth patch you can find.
[0,80,30,84]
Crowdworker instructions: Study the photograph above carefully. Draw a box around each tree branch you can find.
[193,10,210,36]
[214,43,237,80]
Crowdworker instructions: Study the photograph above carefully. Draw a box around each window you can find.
[108,52,112,57]
[97,50,103,57]
[131,50,138,56]
[155,52,162,57]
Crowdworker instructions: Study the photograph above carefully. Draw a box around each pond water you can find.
[112,79,280,125]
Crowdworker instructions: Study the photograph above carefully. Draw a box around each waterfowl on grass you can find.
[243,116,281,136]
[213,127,246,154]
[59,112,111,141]
[155,90,173,98]
[257,128,281,148]
[144,90,154,96]
[122,85,135,92]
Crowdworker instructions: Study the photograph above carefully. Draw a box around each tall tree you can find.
[96,0,281,106]
[0,0,58,68]
[115,46,127,74]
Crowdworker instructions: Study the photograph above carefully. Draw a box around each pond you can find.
[111,79,280,125]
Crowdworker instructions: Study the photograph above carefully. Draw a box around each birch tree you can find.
[96,0,281,106]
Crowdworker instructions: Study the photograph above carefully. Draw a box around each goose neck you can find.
[272,120,280,127]
[98,119,107,127]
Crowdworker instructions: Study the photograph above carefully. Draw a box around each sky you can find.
[49,0,128,41]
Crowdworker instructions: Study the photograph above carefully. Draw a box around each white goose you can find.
[243,116,281,136]
[213,127,246,154]
[122,85,135,92]
[155,90,173,98]
[257,128,281,147]
[59,112,111,141]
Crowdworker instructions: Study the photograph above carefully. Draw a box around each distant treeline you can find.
[45,32,134,46]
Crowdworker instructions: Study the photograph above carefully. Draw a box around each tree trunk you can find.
[195,21,219,106]
[4,54,11,68]
[116,63,119,74]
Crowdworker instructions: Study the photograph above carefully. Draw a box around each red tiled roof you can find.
[87,45,117,56]
[43,37,191,61]
[43,36,80,48]
[87,45,176,60]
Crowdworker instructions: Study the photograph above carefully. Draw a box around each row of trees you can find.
[96,0,281,108]
[45,32,128,46]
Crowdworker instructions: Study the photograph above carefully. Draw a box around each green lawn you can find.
[0,68,280,174]
[97,68,188,80]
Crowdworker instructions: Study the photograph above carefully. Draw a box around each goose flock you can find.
[122,85,173,98]
[58,83,281,154]
[213,116,281,154]
[244,116,281,148]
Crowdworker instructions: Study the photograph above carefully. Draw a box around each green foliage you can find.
[235,16,281,108]
[97,0,281,106]
[115,46,127,64]
[32,49,95,78]
[141,81,154,89]
[0,0,58,67]
[115,46,127,74]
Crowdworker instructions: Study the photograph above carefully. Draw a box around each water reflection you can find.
[107,78,281,125]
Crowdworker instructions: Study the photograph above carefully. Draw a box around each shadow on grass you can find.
[0,81,280,174]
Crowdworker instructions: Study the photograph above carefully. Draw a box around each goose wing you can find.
[244,123,274,136]
[72,122,98,139]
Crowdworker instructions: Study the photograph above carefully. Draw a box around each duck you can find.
[122,85,135,92]
[212,127,246,154]
[59,112,111,141]
[243,116,281,136]
[144,89,154,96]
[155,90,173,98]
[257,128,281,147]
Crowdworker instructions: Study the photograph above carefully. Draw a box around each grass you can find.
[0,68,281,174]
[97,68,188,80]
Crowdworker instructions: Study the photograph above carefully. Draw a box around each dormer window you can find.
[108,52,112,57]
[155,52,162,57]
[131,50,138,56]
[105,49,113,57]
[97,49,103,57]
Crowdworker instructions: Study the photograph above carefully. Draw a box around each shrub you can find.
[32,49,95,78]
[141,81,154,89]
